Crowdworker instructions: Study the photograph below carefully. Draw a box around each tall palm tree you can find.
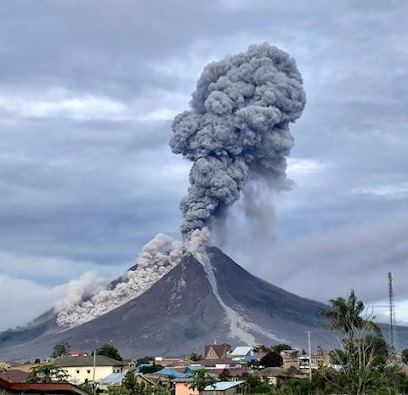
[322,289,381,336]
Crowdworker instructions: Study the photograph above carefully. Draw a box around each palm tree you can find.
[322,289,381,336]
[188,369,217,395]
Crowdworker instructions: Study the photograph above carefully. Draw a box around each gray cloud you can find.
[0,0,407,330]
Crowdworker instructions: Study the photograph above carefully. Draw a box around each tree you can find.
[259,351,283,367]
[188,369,217,395]
[139,364,163,374]
[189,352,202,362]
[322,289,381,337]
[51,341,71,359]
[107,386,128,395]
[322,290,388,395]
[271,344,292,354]
[96,344,123,361]
[136,356,154,366]
[122,371,148,395]
[401,349,408,364]
[79,381,96,395]
[27,364,70,383]
[218,369,231,381]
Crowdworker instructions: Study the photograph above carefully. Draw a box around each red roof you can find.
[204,345,228,359]
[0,377,88,395]
[208,368,250,377]
[0,370,29,382]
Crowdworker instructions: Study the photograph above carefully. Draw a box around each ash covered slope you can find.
[3,248,399,361]
[0,254,227,361]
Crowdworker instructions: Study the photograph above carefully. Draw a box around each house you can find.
[67,351,88,357]
[204,345,228,360]
[172,378,199,395]
[204,381,245,395]
[281,350,299,370]
[155,356,190,368]
[253,367,289,385]
[98,372,155,391]
[0,377,90,395]
[298,354,331,371]
[190,359,242,370]
[230,347,254,362]
[53,356,124,384]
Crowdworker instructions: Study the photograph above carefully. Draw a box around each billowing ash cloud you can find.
[170,43,306,237]
[56,233,183,327]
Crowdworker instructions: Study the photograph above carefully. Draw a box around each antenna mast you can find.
[388,272,396,353]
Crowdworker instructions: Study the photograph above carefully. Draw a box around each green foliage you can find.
[249,383,271,393]
[189,352,202,362]
[240,373,262,389]
[96,344,123,361]
[34,358,41,363]
[139,364,163,374]
[401,348,408,364]
[122,371,150,395]
[79,381,96,395]
[218,368,231,381]
[322,289,381,336]
[27,364,70,383]
[322,290,391,395]
[271,344,292,353]
[260,351,283,368]
[51,341,71,358]
[188,368,217,392]
[107,386,128,395]
[136,356,154,365]
[279,378,312,395]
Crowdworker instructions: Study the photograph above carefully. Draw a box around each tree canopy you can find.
[96,344,123,361]
[27,364,69,383]
[50,342,70,359]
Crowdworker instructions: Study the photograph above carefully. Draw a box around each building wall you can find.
[174,382,199,395]
[63,365,119,384]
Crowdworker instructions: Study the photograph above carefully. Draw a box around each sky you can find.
[0,0,407,334]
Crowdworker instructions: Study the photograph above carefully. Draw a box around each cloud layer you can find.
[0,0,407,331]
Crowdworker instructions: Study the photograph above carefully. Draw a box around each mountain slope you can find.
[1,248,406,361]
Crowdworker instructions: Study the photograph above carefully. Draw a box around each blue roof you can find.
[99,372,125,384]
[155,368,185,377]
[204,381,245,391]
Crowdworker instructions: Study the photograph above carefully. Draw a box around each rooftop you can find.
[204,381,245,391]
[53,356,124,367]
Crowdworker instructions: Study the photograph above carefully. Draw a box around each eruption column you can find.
[170,43,306,238]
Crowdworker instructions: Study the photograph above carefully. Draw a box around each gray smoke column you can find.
[170,43,306,238]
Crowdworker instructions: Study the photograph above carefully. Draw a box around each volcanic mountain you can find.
[0,247,400,361]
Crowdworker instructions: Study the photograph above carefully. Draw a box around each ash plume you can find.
[170,43,306,238]
[56,233,183,327]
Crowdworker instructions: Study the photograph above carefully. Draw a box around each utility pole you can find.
[306,331,312,382]
[388,272,396,354]
[93,348,96,382]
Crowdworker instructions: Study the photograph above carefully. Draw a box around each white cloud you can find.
[352,183,408,200]
[0,86,185,122]
[0,275,65,331]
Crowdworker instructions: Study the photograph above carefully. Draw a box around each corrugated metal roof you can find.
[230,347,252,356]
[154,368,185,377]
[99,373,125,384]
[204,381,245,391]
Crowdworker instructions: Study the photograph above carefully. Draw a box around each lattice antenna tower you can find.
[388,272,396,353]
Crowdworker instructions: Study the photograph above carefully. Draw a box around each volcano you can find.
[0,247,390,361]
